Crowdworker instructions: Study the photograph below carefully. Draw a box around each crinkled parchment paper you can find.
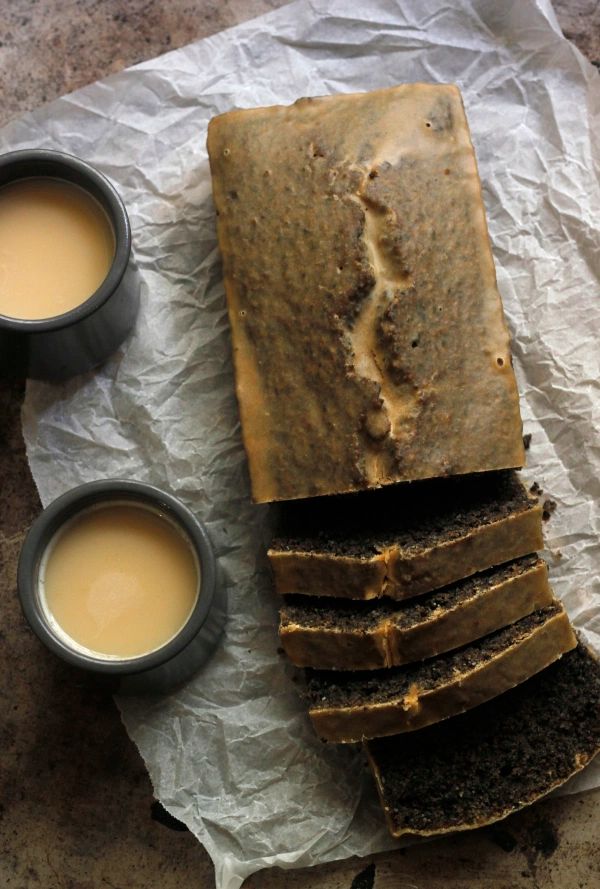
[2,0,600,885]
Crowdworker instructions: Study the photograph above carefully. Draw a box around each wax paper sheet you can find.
[2,0,600,885]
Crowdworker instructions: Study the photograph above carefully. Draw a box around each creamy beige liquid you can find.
[0,177,115,320]
[41,503,200,659]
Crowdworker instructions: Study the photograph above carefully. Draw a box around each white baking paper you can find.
[2,0,600,885]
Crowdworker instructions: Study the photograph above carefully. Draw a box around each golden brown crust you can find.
[308,607,576,742]
[280,617,390,672]
[269,497,543,600]
[207,84,525,504]
[386,500,544,599]
[280,557,552,670]
[270,551,386,600]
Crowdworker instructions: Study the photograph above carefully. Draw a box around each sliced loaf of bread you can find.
[280,555,551,670]
[305,602,576,742]
[366,643,600,837]
[270,471,542,600]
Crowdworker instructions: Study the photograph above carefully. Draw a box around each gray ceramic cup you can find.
[0,149,140,380]
[17,480,226,694]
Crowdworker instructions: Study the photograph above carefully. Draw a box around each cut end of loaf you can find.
[366,643,600,837]
[304,603,576,742]
[279,554,551,670]
[269,470,543,600]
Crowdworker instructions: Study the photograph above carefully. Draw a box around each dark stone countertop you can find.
[1,2,599,887]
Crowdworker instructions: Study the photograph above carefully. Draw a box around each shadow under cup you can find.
[0,149,140,380]
[17,480,227,694]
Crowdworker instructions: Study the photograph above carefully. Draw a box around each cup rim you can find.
[0,149,131,331]
[17,479,218,675]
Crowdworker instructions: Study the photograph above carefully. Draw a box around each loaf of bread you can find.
[280,555,552,670]
[304,603,576,742]
[207,84,525,503]
[366,643,600,837]
[270,471,542,600]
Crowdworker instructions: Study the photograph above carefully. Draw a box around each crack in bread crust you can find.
[207,84,525,503]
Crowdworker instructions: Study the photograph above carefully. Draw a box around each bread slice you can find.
[270,471,542,600]
[207,84,524,504]
[305,603,576,742]
[366,643,600,838]
[280,555,552,670]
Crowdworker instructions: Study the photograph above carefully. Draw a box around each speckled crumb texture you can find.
[269,470,543,600]
[367,644,600,838]
[279,554,552,670]
[2,2,600,888]
[305,604,576,742]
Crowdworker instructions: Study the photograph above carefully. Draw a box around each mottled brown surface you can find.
[1,1,599,888]
[0,0,285,125]
[279,555,552,670]
[208,86,524,503]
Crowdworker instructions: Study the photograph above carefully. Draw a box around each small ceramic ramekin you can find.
[17,480,226,694]
[0,149,140,380]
